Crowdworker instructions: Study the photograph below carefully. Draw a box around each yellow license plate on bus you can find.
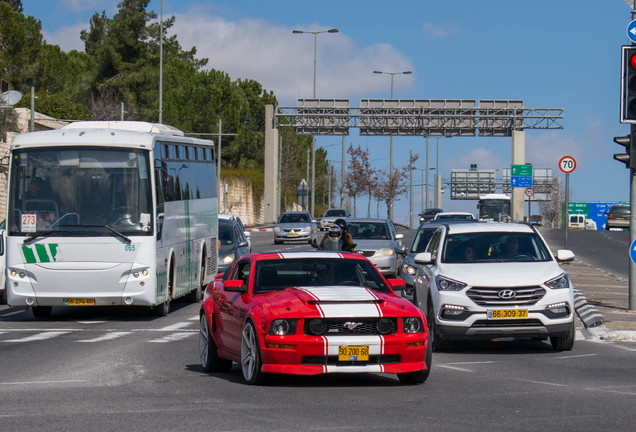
[338,345,369,361]
[487,309,528,319]
[64,298,95,306]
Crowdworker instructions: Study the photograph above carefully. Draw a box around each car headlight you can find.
[436,275,466,291]
[545,273,570,289]
[375,248,394,257]
[274,227,282,233]
[268,319,298,335]
[402,264,417,275]
[221,253,235,265]
[300,226,311,233]
[403,317,424,333]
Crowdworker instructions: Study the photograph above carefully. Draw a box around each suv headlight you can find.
[545,273,570,289]
[436,275,467,291]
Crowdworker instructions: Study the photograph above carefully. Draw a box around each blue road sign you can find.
[628,20,636,43]
[630,239,636,265]
[510,176,533,188]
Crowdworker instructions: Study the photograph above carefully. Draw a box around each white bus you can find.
[5,121,218,317]
[477,194,512,222]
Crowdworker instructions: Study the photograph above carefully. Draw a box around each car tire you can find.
[241,321,265,385]
[200,314,232,372]
[550,319,575,351]
[397,338,432,385]
[427,298,449,352]
[32,306,52,318]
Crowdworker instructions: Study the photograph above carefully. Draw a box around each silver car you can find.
[347,218,406,278]
[274,211,318,245]
[319,208,351,230]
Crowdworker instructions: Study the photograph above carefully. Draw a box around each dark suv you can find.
[419,208,443,223]
[606,205,630,231]
[218,216,250,274]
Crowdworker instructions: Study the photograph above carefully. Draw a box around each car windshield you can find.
[279,213,310,223]
[219,222,233,245]
[442,232,551,263]
[410,228,436,253]
[253,258,391,294]
[324,209,347,217]
[347,222,390,240]
[610,206,630,216]
[437,214,472,220]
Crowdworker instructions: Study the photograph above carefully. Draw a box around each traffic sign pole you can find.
[631,123,636,310]
[564,173,569,250]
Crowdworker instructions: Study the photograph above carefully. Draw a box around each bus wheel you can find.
[188,261,205,302]
[32,306,52,318]
[152,264,174,316]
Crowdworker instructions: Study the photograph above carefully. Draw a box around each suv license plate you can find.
[64,298,96,306]
[487,309,528,319]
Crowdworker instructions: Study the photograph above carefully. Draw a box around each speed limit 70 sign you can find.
[559,156,577,174]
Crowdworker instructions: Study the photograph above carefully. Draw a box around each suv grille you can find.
[467,286,545,306]
[303,318,397,335]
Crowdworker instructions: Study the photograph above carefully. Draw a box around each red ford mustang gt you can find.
[199,251,431,385]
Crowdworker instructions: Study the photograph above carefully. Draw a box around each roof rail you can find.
[62,121,184,136]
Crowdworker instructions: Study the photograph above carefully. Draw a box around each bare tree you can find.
[345,144,373,217]
[374,153,419,219]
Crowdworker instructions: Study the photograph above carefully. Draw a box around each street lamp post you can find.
[292,28,339,217]
[373,69,412,220]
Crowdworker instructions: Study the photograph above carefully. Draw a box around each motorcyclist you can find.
[319,218,356,252]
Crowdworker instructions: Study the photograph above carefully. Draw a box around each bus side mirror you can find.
[164,175,175,201]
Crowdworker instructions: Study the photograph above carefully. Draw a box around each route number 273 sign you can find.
[559,156,576,174]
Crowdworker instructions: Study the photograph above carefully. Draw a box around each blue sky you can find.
[22,0,635,225]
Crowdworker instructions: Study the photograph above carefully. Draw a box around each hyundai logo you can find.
[498,289,516,299]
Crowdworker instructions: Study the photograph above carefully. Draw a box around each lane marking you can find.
[77,332,132,343]
[148,332,196,343]
[2,331,70,343]
[554,353,598,360]
[0,310,26,317]
[515,378,567,387]
[0,379,89,386]
[437,364,475,372]
[159,322,192,331]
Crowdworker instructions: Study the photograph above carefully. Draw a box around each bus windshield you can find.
[479,199,511,221]
[8,146,153,236]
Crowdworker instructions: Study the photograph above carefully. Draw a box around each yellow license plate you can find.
[338,345,369,361]
[287,233,299,237]
[64,298,95,306]
[487,309,528,319]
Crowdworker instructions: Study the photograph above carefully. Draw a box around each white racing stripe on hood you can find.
[296,286,382,318]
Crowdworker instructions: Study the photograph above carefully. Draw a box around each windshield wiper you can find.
[24,225,131,245]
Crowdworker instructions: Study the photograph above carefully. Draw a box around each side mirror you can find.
[395,233,404,240]
[395,244,407,255]
[556,249,575,262]
[164,175,175,201]
[387,278,406,289]
[238,240,249,248]
[224,279,247,293]
[414,252,433,264]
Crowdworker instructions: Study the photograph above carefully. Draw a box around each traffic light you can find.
[613,133,636,168]
[621,46,636,123]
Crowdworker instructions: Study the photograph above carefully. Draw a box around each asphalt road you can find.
[1,230,636,431]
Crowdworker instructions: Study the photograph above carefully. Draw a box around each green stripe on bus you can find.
[22,246,37,263]
[34,244,50,262]
[48,244,59,262]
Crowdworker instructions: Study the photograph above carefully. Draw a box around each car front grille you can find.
[357,250,375,257]
[471,319,544,328]
[301,354,401,366]
[303,318,397,336]
[467,286,546,306]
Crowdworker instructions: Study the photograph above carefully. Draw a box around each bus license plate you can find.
[487,309,528,319]
[338,346,369,361]
[64,298,95,306]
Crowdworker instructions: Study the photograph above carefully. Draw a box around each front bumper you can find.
[260,333,427,376]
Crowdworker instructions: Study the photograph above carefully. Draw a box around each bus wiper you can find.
[104,225,132,245]
[24,230,56,245]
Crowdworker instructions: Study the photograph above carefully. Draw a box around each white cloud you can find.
[449,147,506,172]
[60,0,109,12]
[526,131,582,172]
[172,9,414,104]
[422,22,461,38]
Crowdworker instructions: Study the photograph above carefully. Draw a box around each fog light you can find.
[377,317,394,334]
[142,270,148,276]
[19,272,25,278]
[124,297,133,305]
[133,272,139,278]
[308,318,326,335]
[26,297,34,305]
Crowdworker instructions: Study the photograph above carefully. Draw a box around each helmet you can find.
[328,224,342,237]
[334,218,347,231]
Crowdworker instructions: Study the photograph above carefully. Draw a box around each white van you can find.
[568,214,586,230]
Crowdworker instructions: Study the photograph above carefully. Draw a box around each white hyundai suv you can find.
[412,223,575,352]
